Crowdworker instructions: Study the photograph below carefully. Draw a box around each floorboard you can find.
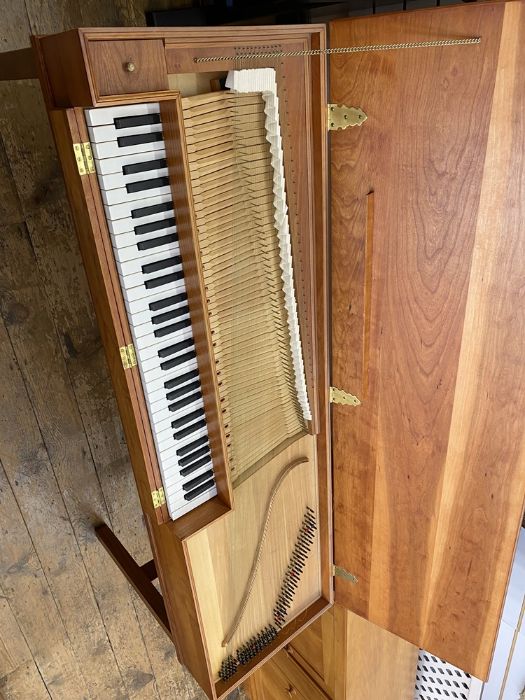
[0,1,245,699]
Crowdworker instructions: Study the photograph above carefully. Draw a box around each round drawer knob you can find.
[125,62,136,73]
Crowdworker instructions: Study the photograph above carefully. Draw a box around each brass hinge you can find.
[327,104,367,131]
[333,565,358,584]
[152,487,166,509]
[329,386,361,406]
[73,142,95,176]
[120,343,137,370]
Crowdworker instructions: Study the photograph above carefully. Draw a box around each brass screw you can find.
[125,62,136,72]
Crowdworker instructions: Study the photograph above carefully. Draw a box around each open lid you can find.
[328,1,525,680]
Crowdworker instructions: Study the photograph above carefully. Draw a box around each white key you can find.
[137,341,195,376]
[142,368,199,407]
[152,393,203,422]
[111,222,177,249]
[112,233,179,264]
[90,120,161,144]
[156,424,208,455]
[119,265,182,294]
[119,272,186,303]
[163,462,214,490]
[131,305,189,341]
[105,195,174,222]
[85,102,161,128]
[127,301,187,330]
[124,285,186,321]
[151,395,204,431]
[101,174,171,206]
[95,150,168,177]
[151,406,204,440]
[91,133,165,160]
[114,247,179,278]
[95,150,166,180]
[149,390,201,422]
[133,329,193,363]
[106,196,174,234]
[139,357,199,395]
[167,485,217,520]
[133,306,190,341]
[134,321,192,353]
[98,165,167,192]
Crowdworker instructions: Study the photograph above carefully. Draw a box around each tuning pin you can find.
[219,654,239,681]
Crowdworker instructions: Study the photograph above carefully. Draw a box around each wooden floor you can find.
[0,1,243,699]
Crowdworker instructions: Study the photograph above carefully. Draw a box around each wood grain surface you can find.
[88,38,168,97]
[245,605,418,700]
[186,435,321,680]
[330,1,525,679]
[0,1,245,699]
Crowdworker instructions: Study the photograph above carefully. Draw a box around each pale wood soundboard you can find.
[187,434,321,678]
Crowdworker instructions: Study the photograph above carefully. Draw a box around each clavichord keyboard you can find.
[86,102,216,520]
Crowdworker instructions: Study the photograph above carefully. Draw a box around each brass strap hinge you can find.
[120,343,137,370]
[329,386,361,406]
[73,142,95,176]
[333,565,358,584]
[328,104,367,131]
[152,487,166,509]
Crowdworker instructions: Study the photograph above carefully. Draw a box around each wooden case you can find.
[1,2,523,697]
[32,22,331,700]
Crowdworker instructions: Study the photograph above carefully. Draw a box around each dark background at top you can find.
[146,0,477,27]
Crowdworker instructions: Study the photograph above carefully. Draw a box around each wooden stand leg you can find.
[95,524,171,638]
[0,47,37,80]
[140,559,158,581]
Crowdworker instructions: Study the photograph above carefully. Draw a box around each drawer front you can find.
[88,39,168,97]
[246,651,330,700]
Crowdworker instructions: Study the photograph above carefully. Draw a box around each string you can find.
[222,456,309,646]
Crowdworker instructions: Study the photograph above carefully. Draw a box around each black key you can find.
[154,318,191,339]
[137,233,177,252]
[135,216,176,236]
[164,368,199,391]
[142,255,181,275]
[149,292,187,313]
[176,433,208,457]
[152,304,188,325]
[174,418,206,440]
[172,408,204,430]
[183,470,214,492]
[158,336,193,359]
[122,156,167,176]
[114,113,161,129]
[117,132,163,148]
[179,445,210,468]
[126,176,170,195]
[131,200,173,220]
[180,455,211,478]
[166,380,200,402]
[160,349,196,372]
[168,392,200,413]
[184,478,215,501]
[145,270,184,290]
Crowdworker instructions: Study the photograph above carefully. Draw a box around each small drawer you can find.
[87,39,168,98]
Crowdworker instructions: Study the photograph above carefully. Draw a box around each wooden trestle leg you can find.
[95,524,172,638]
[0,47,37,80]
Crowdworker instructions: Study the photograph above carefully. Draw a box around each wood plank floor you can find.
[0,1,244,699]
